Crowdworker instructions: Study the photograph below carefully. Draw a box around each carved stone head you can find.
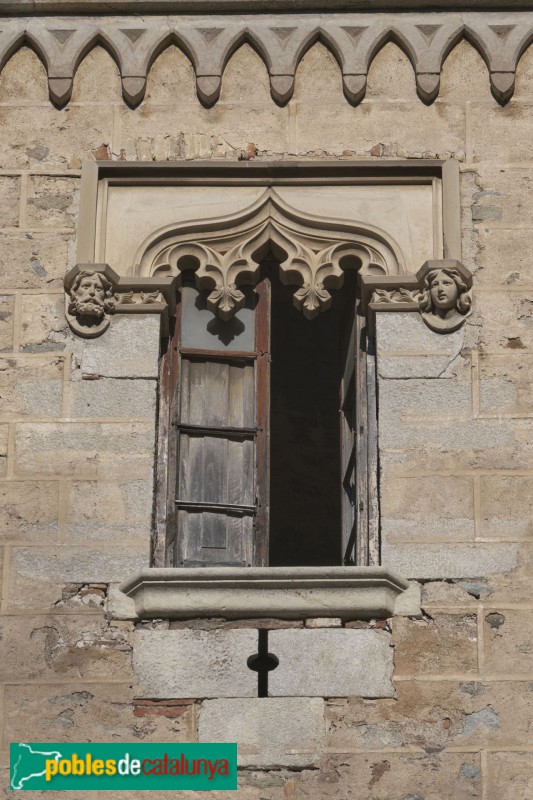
[68,271,115,321]
[417,260,472,333]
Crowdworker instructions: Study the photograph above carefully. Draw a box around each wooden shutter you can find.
[172,279,270,568]
[340,300,379,566]
[175,353,257,566]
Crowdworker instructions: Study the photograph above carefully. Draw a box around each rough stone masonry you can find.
[0,2,532,798]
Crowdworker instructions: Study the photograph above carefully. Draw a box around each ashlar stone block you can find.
[0,294,15,351]
[393,613,478,676]
[479,353,533,416]
[0,424,7,476]
[0,104,115,169]
[293,99,466,157]
[64,476,153,543]
[19,293,67,352]
[199,697,325,768]
[14,421,155,478]
[74,316,160,379]
[7,546,149,609]
[0,355,63,419]
[133,629,257,699]
[26,176,79,230]
[382,542,519,580]
[0,232,72,291]
[381,474,475,542]
[481,475,533,539]
[268,628,394,698]
[68,378,157,419]
[487,752,533,800]
[0,176,20,227]
[483,609,533,676]
[0,480,58,543]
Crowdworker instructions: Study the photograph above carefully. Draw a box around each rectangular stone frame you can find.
[77,159,461,265]
[76,158,461,570]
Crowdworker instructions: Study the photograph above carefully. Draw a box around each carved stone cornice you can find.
[119,565,412,621]
[137,190,403,320]
[1,13,532,106]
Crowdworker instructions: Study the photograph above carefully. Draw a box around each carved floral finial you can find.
[417,260,472,333]
[206,282,246,321]
[67,270,115,338]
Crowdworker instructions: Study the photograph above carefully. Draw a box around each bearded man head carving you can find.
[68,271,114,322]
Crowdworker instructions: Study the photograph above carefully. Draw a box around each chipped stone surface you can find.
[4,682,196,744]
[285,752,482,798]
[393,614,478,676]
[199,697,325,768]
[327,681,533,750]
[0,232,72,290]
[6,546,149,609]
[27,176,79,230]
[0,613,133,682]
[483,610,533,675]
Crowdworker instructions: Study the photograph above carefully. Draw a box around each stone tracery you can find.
[138,191,401,320]
[65,190,473,337]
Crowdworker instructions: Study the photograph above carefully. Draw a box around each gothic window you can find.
[70,160,463,580]
[156,250,380,569]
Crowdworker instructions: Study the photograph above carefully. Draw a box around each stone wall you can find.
[0,26,532,799]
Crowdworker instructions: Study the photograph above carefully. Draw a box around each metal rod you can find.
[175,423,258,438]
[175,500,257,514]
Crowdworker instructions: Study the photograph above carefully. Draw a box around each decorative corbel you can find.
[64,264,178,338]
[359,259,473,334]
[416,259,472,333]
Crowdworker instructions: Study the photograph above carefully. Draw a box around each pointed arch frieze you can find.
[2,14,533,107]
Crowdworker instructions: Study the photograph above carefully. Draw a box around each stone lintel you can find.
[120,566,411,620]
[5,1,532,11]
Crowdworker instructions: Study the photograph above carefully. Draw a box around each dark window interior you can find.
[269,271,356,567]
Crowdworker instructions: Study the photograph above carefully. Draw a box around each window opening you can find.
[269,270,357,567]
[167,264,376,569]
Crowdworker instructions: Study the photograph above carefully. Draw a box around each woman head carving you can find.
[420,267,471,317]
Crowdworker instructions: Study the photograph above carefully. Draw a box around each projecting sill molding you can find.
[120,566,412,620]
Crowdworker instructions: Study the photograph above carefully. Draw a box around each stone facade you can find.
[1,2,533,798]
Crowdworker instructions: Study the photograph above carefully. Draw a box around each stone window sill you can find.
[118,566,418,620]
